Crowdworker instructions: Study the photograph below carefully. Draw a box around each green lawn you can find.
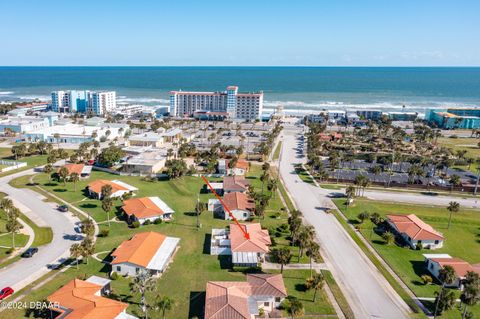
[437,137,480,172]
[1,165,334,318]
[333,198,480,318]
[322,269,354,319]
[273,141,282,161]
[0,147,49,177]
[294,164,316,186]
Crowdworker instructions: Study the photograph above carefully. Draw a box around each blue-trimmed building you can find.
[425,108,480,129]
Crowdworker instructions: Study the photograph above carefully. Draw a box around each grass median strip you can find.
[321,269,355,319]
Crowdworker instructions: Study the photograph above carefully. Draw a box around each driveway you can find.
[278,123,410,319]
[0,169,81,292]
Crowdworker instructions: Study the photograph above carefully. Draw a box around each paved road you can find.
[0,169,81,292]
[278,124,410,319]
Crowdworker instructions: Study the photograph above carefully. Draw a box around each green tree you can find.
[81,218,95,238]
[6,207,22,249]
[164,159,187,179]
[287,296,304,319]
[305,273,325,302]
[306,241,321,277]
[70,243,82,269]
[43,164,53,181]
[102,197,114,228]
[433,265,457,318]
[446,201,460,229]
[155,296,174,319]
[460,271,480,319]
[101,184,113,199]
[271,247,292,273]
[58,166,69,186]
[80,236,95,265]
[97,145,125,167]
[70,172,80,191]
[382,231,395,245]
[357,211,370,224]
[130,270,157,319]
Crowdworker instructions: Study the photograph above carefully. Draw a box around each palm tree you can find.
[433,265,457,319]
[58,166,69,186]
[446,201,460,229]
[70,173,80,191]
[306,273,325,302]
[0,198,14,214]
[6,207,21,249]
[305,241,321,277]
[155,296,174,319]
[449,174,461,192]
[102,197,114,227]
[287,297,304,319]
[101,184,113,199]
[345,185,355,208]
[80,236,95,265]
[70,243,82,269]
[460,271,480,319]
[130,270,157,319]
[271,247,292,273]
[44,164,53,181]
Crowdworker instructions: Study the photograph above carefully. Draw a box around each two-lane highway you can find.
[278,123,410,319]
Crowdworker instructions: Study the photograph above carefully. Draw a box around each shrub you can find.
[131,221,140,228]
[100,136,107,142]
[415,242,423,250]
[421,274,432,285]
[154,218,162,224]
[382,231,395,245]
[143,220,151,225]
[99,229,109,237]
[110,272,118,280]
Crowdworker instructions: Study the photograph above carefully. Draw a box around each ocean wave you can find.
[0,91,14,95]
[116,97,170,104]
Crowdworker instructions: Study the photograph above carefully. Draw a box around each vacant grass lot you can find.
[0,147,49,177]
[334,198,480,318]
[1,165,335,318]
[437,137,480,172]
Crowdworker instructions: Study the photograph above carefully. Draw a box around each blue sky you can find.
[0,0,479,66]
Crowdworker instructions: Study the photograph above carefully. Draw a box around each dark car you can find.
[0,287,14,300]
[21,247,38,258]
[58,205,69,212]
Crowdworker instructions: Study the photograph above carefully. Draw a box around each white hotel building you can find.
[169,86,263,120]
[51,90,116,115]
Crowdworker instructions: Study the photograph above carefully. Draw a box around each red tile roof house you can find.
[423,254,480,289]
[205,274,287,319]
[47,276,138,319]
[223,176,250,193]
[111,232,180,277]
[218,158,250,176]
[122,196,174,225]
[58,163,93,179]
[209,192,255,221]
[386,214,444,249]
[87,179,138,199]
[210,223,271,267]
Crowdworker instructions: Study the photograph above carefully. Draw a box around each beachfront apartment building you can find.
[169,86,263,120]
[51,90,116,115]
[425,108,480,129]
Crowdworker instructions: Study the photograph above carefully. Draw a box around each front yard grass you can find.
[333,198,480,318]
[1,165,335,318]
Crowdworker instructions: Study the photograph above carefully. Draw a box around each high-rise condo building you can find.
[169,86,263,120]
[51,90,116,115]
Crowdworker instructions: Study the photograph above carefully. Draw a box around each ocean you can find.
[0,67,480,115]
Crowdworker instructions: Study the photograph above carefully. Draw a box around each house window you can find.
[275,297,281,302]
[264,302,269,307]
[116,266,121,271]
[136,268,140,273]
[435,240,439,244]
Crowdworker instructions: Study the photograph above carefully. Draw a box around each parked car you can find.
[0,287,14,300]
[58,205,69,212]
[21,247,38,258]
[87,159,95,165]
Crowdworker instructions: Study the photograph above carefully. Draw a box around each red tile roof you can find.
[47,279,128,319]
[223,192,255,212]
[431,257,480,277]
[122,197,166,219]
[60,164,85,175]
[205,274,287,319]
[111,232,166,268]
[230,223,271,253]
[223,176,249,192]
[387,214,444,241]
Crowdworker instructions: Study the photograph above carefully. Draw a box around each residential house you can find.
[47,276,137,319]
[221,192,255,221]
[87,179,138,199]
[205,274,287,319]
[386,214,444,249]
[423,254,480,289]
[59,163,92,179]
[223,176,249,193]
[111,232,180,277]
[122,196,174,224]
[218,158,249,175]
[211,223,270,267]
[126,132,164,148]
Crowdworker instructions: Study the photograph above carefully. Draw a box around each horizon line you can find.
[1,65,480,68]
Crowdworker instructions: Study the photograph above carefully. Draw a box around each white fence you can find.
[0,160,27,172]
